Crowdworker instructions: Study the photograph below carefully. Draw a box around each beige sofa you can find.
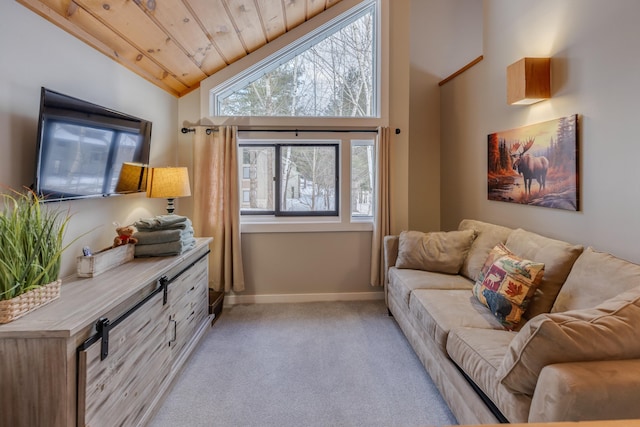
[384,219,640,425]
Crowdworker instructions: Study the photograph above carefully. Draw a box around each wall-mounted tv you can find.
[33,87,151,202]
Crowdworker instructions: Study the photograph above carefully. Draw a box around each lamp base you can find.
[166,198,175,215]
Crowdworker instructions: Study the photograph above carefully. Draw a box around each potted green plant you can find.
[0,188,72,323]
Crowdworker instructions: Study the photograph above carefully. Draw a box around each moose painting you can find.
[487,115,578,211]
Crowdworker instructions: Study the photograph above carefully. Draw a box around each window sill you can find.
[240,220,373,233]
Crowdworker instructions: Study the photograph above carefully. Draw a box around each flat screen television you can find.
[33,87,151,202]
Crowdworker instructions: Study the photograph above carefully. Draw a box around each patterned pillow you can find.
[473,244,545,329]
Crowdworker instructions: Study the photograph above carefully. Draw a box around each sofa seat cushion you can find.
[409,289,506,354]
[387,267,473,309]
[552,247,640,313]
[497,286,640,396]
[396,229,476,274]
[458,219,513,282]
[505,228,583,319]
[447,327,531,423]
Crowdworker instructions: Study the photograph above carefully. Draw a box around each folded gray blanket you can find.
[134,229,194,245]
[134,237,197,257]
[135,215,192,231]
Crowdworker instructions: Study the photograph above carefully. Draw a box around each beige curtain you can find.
[370,126,391,286]
[192,126,245,292]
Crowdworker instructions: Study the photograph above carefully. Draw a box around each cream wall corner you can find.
[409,0,483,233]
[388,0,411,234]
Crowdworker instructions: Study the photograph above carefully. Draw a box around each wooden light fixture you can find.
[507,57,551,105]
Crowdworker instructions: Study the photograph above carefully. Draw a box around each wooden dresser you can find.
[0,237,213,427]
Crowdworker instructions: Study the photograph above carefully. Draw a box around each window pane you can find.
[280,146,337,213]
[351,141,375,217]
[239,146,275,212]
[216,4,375,117]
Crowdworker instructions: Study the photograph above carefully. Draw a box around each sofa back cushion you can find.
[552,247,640,313]
[395,229,476,274]
[504,229,583,319]
[497,286,640,396]
[458,219,513,282]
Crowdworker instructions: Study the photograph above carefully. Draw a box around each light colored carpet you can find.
[150,300,458,427]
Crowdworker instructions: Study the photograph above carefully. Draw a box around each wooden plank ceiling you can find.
[17,0,343,97]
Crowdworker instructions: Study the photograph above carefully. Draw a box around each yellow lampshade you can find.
[115,162,148,193]
[147,167,191,214]
[507,57,551,105]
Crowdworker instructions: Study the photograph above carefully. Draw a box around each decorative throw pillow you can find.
[395,229,476,275]
[473,243,545,329]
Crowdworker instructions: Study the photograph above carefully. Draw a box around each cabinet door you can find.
[77,291,171,427]
[168,256,209,362]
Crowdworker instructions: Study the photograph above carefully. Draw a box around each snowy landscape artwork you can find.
[487,114,578,211]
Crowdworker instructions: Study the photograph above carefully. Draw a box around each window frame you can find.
[350,139,375,219]
[196,0,389,233]
[199,0,388,131]
[237,132,376,233]
[239,142,340,217]
[211,0,379,119]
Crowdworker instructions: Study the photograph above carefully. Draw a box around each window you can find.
[209,0,384,230]
[351,140,375,218]
[239,134,375,225]
[212,0,378,118]
[240,143,339,216]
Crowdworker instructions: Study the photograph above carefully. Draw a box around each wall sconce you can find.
[146,167,191,214]
[507,57,551,105]
[115,162,148,193]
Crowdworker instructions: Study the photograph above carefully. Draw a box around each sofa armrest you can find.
[529,359,640,423]
[383,235,399,289]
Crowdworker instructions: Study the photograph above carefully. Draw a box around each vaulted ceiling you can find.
[17,0,343,97]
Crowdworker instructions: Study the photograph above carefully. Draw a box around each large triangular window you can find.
[211,0,378,118]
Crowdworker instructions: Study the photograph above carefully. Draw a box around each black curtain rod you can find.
[241,129,379,135]
[181,127,216,134]
[181,127,401,135]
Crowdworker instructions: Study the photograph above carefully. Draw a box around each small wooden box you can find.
[77,244,135,278]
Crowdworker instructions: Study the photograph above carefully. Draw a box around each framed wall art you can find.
[487,114,579,211]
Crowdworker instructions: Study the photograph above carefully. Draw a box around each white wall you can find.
[409,0,483,232]
[440,0,640,263]
[177,89,201,219]
[0,2,178,278]
[389,0,411,234]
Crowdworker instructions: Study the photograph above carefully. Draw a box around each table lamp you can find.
[115,162,148,193]
[146,167,191,214]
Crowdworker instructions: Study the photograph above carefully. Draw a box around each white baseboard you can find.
[224,291,384,306]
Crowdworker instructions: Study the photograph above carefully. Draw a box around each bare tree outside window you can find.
[239,143,339,216]
[229,1,379,221]
[218,6,375,118]
[351,141,375,217]
[281,146,337,212]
